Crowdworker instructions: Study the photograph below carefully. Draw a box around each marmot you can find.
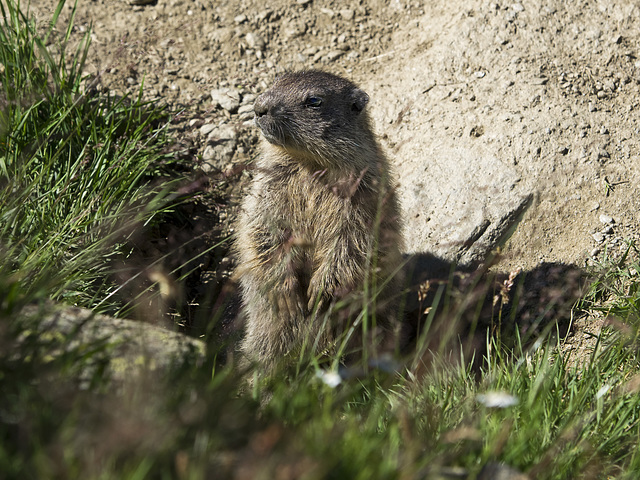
[235,70,404,372]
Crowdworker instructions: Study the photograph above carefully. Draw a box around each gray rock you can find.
[241,93,257,105]
[246,32,266,51]
[20,304,205,382]
[339,9,355,21]
[202,124,238,171]
[237,104,255,120]
[325,50,345,62]
[599,214,614,224]
[211,88,241,113]
[284,19,307,40]
[200,123,216,136]
[397,145,532,267]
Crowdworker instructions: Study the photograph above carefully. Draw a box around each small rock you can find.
[234,14,247,24]
[592,232,605,243]
[597,148,610,160]
[296,0,311,4]
[339,9,355,20]
[530,76,548,85]
[237,104,254,120]
[325,50,345,62]
[200,124,216,136]
[284,19,307,39]
[603,225,614,234]
[206,124,237,142]
[599,214,614,224]
[588,102,597,112]
[211,88,241,113]
[246,32,266,50]
[241,93,257,105]
[320,7,335,18]
[256,10,272,21]
[202,125,238,171]
[590,247,601,257]
[202,145,217,162]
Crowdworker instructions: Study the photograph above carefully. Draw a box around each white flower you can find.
[316,370,342,388]
[477,391,519,408]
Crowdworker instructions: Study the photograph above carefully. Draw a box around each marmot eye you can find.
[305,96,323,108]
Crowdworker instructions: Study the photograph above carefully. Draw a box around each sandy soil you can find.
[28,0,640,342]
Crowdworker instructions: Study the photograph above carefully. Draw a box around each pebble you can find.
[592,232,605,243]
[325,50,345,62]
[241,93,257,105]
[530,76,548,85]
[206,124,237,142]
[284,19,307,39]
[256,10,272,21]
[211,88,241,113]
[237,104,254,120]
[599,214,614,224]
[339,9,355,20]
[201,125,238,171]
[200,124,216,136]
[246,32,266,51]
[234,14,247,24]
[320,8,335,18]
[590,247,601,257]
[597,147,610,160]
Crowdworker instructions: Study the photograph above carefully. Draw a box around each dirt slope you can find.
[30,0,639,308]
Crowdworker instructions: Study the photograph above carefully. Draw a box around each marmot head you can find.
[254,70,374,169]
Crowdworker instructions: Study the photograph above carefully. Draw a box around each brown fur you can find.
[235,70,404,371]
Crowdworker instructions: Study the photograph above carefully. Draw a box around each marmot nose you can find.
[254,97,269,117]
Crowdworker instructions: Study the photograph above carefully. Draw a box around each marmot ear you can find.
[350,89,369,114]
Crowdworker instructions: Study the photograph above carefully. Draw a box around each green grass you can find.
[0,0,177,314]
[2,1,640,479]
